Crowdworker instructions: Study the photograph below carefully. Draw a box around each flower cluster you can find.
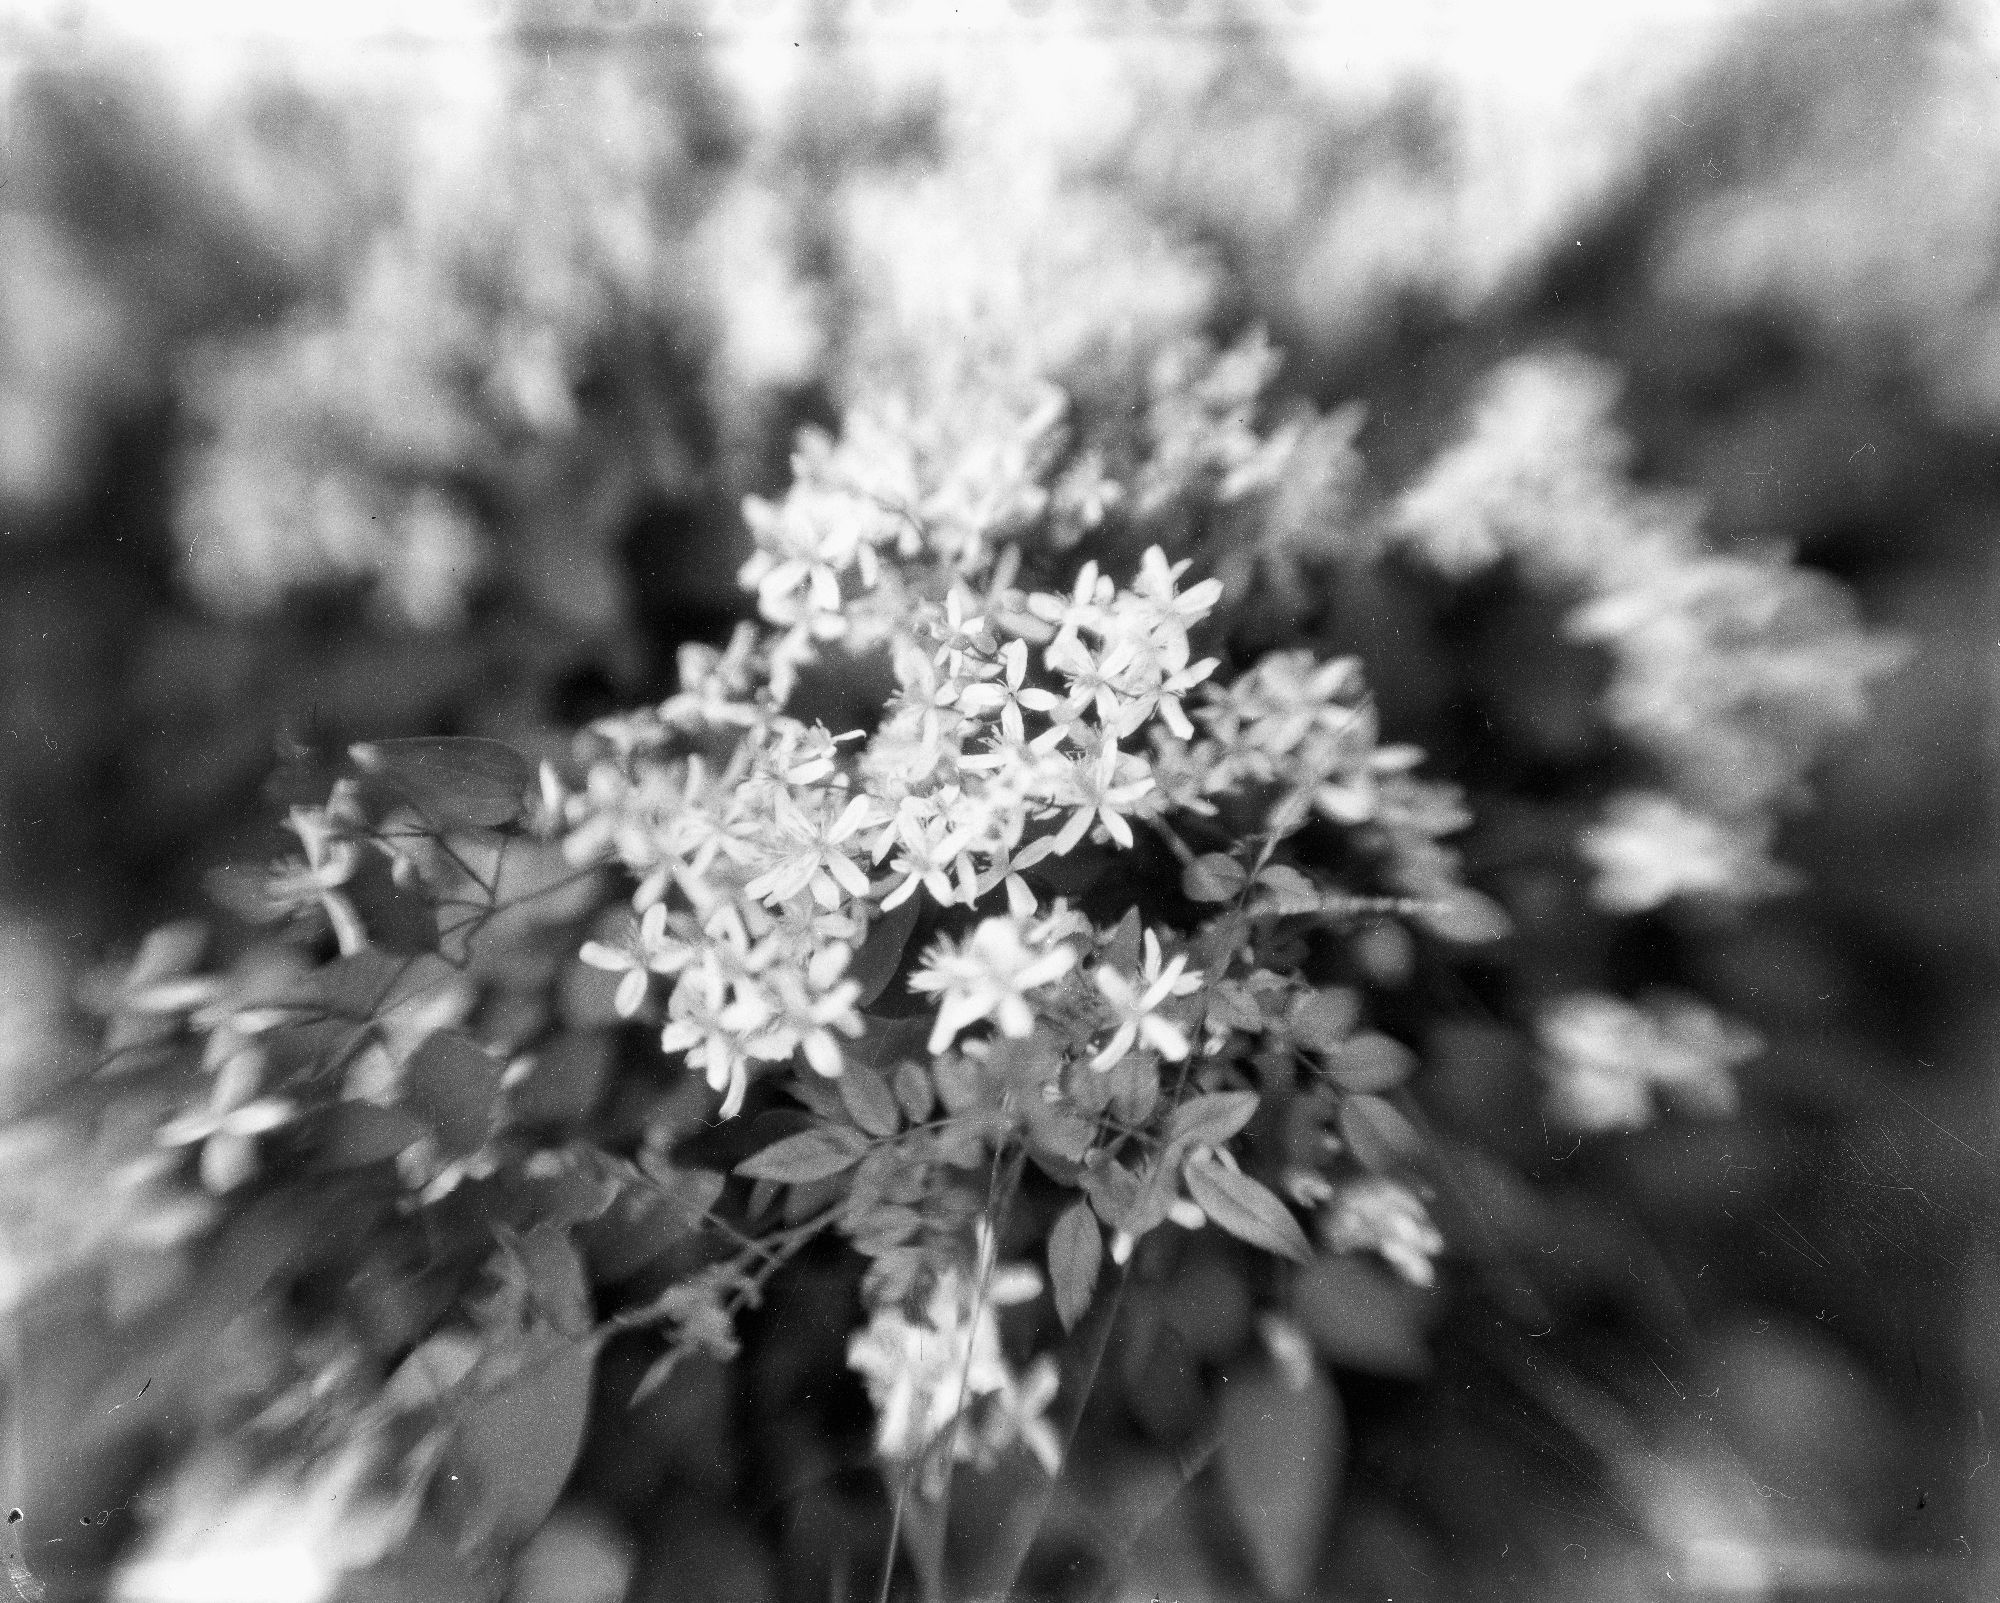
[1394,353,1900,908]
[559,513,1232,1115]
[1321,1177,1445,1288]
[1537,991,1762,1132]
[845,1236,1062,1493]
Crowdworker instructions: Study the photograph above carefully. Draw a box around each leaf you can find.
[734,1125,869,1184]
[1323,1032,1416,1093]
[1338,1094,1423,1170]
[892,1060,935,1123]
[845,894,922,1008]
[1292,1255,1432,1378]
[786,1071,848,1124]
[1025,1101,1096,1164]
[1103,907,1142,972]
[446,1246,596,1546]
[1048,1199,1103,1330]
[508,1033,611,1127]
[317,1101,428,1169]
[402,1029,506,1157]
[1285,987,1359,1053]
[1251,864,1321,915]
[349,736,532,831]
[1183,1156,1313,1262]
[1216,1360,1344,1599]
[932,1051,988,1115]
[1167,1091,1260,1150]
[1080,1157,1142,1228]
[1418,886,1512,944]
[1182,853,1248,903]
[340,850,439,955]
[504,1223,595,1338]
[838,1060,902,1138]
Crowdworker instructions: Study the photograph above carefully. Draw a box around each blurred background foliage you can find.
[1,1,1995,1599]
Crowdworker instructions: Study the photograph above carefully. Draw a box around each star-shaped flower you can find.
[1091,928,1204,1071]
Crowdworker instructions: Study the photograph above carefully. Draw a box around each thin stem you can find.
[876,1472,910,1603]
[924,1142,1028,1597]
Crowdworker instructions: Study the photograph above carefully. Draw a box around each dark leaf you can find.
[1167,1091,1260,1151]
[403,1030,506,1157]
[1103,907,1143,972]
[450,1317,594,1543]
[838,1060,902,1138]
[507,1034,610,1128]
[503,1223,594,1338]
[1217,1361,1344,1598]
[846,895,922,1008]
[340,851,439,955]
[1182,853,1248,903]
[1292,1255,1432,1378]
[1183,1156,1312,1262]
[735,1125,870,1184]
[317,1101,428,1169]
[1048,1199,1103,1330]
[349,737,532,831]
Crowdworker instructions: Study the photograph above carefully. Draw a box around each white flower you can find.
[845,1245,1058,1478]
[981,1355,1062,1475]
[1049,738,1154,854]
[579,903,694,1017]
[158,1049,294,1193]
[879,811,975,911]
[1091,928,1204,1071]
[908,916,1077,1053]
[743,790,881,910]
[1579,792,1792,913]
[1539,992,1760,1133]
[1322,1177,1444,1287]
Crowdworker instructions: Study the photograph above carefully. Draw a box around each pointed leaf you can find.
[1217,1361,1344,1598]
[1182,853,1248,903]
[786,1071,848,1124]
[1048,1199,1103,1330]
[1080,1157,1142,1229]
[1103,907,1142,972]
[838,1060,902,1138]
[349,737,532,830]
[1338,1094,1423,1170]
[1183,1156,1312,1262]
[892,1061,935,1124]
[403,1030,506,1157]
[1292,1255,1433,1378]
[1167,1091,1260,1151]
[734,1125,869,1184]
[1251,864,1321,915]
[341,850,440,955]
[846,895,921,1008]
